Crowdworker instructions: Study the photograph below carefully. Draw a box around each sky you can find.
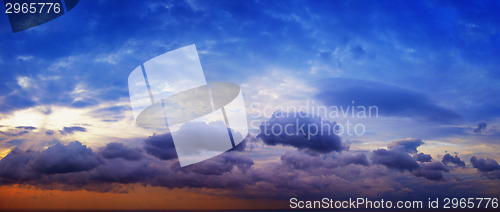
[0,0,500,210]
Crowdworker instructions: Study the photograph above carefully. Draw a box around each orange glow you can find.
[0,184,284,210]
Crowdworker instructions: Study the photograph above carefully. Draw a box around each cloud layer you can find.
[2,112,493,200]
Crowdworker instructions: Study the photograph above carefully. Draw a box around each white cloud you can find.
[16,76,31,89]
[16,55,34,62]
[48,56,77,71]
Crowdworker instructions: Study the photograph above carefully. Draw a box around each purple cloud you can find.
[0,141,101,183]
[470,156,500,179]
[340,152,370,166]
[0,148,41,182]
[413,161,449,181]
[258,111,347,153]
[387,138,424,153]
[415,153,433,162]
[32,141,101,174]
[371,148,419,171]
[61,126,87,134]
[143,133,178,160]
[368,139,448,181]
[470,156,500,172]
[442,153,466,168]
[101,142,143,161]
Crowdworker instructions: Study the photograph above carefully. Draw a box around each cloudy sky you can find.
[1,0,499,210]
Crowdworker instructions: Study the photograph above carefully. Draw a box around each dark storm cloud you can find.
[315,78,460,123]
[413,161,449,181]
[111,152,253,189]
[0,136,371,195]
[279,150,335,170]
[470,156,500,172]
[143,133,178,160]
[87,156,159,186]
[245,149,452,199]
[258,111,347,153]
[340,152,370,166]
[181,152,254,176]
[370,140,450,181]
[442,153,466,167]
[31,141,101,174]
[473,122,487,133]
[0,136,491,198]
[61,126,87,134]
[0,144,377,196]
[0,148,41,182]
[0,139,255,191]
[470,156,500,180]
[0,141,101,182]
[247,150,395,199]
[415,153,433,162]
[150,152,255,190]
[375,139,423,171]
[387,138,424,153]
[277,151,367,171]
[371,148,419,171]
[101,142,143,161]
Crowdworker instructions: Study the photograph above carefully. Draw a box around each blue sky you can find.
[1,0,499,118]
[0,0,500,210]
